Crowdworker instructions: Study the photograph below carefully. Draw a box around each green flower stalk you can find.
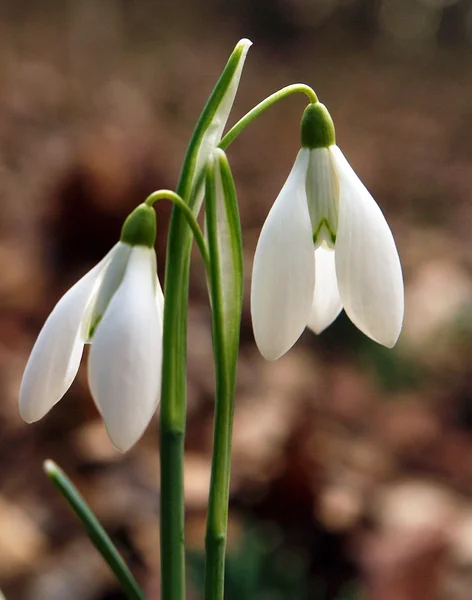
[159,38,251,600]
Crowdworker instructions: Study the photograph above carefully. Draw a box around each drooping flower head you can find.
[251,100,404,360]
[19,203,163,452]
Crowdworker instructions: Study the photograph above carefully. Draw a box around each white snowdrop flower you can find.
[251,102,404,360]
[19,203,163,452]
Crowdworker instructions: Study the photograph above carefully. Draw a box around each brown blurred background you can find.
[0,0,471,598]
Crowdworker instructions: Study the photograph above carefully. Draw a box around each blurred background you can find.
[0,0,471,598]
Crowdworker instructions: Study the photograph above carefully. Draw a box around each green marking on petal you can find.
[88,315,102,340]
[313,218,336,247]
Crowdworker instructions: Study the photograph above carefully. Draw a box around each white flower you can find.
[251,106,403,360]
[19,206,163,452]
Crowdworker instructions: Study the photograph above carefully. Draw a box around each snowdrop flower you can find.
[251,102,404,360]
[19,203,163,451]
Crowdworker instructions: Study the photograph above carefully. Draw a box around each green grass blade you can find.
[44,460,146,600]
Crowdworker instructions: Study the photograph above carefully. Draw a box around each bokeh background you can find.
[0,0,471,598]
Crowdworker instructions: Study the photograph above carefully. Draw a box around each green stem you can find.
[145,190,209,270]
[203,154,243,600]
[204,165,230,600]
[44,461,146,600]
[204,361,231,600]
[159,208,189,600]
[219,83,318,151]
[159,41,249,600]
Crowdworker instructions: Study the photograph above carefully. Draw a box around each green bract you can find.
[300,102,336,149]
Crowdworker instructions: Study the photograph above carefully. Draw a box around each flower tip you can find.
[106,428,137,454]
[97,409,143,453]
[19,410,35,425]
[308,323,326,336]
[258,347,285,362]
[18,392,43,424]
[380,330,401,349]
[252,328,295,361]
[361,321,402,349]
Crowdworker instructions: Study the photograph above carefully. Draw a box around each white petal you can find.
[19,249,114,422]
[88,246,162,452]
[156,278,164,316]
[88,242,132,336]
[251,149,315,360]
[151,249,165,317]
[331,146,404,347]
[307,246,343,334]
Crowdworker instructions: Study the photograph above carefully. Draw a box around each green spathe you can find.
[120,203,156,248]
[300,102,336,149]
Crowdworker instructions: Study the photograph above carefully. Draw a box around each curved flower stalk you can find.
[251,101,404,360]
[20,203,163,452]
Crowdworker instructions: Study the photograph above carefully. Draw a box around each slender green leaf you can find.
[203,150,243,600]
[44,460,146,600]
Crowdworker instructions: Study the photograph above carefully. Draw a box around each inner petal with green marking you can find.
[305,147,339,250]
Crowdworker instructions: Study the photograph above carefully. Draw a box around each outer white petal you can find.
[151,247,165,318]
[19,249,115,422]
[88,246,162,452]
[88,242,132,335]
[307,246,343,334]
[251,149,315,360]
[331,146,404,347]
[156,276,164,317]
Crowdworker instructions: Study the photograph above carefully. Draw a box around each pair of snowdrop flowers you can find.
[19,99,404,452]
[251,102,404,360]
